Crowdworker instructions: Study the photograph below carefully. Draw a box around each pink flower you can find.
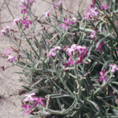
[21,17,32,28]
[99,69,107,82]
[20,0,35,6]
[66,48,74,56]
[90,30,97,39]
[67,57,74,66]
[63,57,74,67]
[46,46,62,58]
[0,26,10,36]
[71,17,77,23]
[84,7,99,20]
[75,55,84,64]
[43,11,50,17]
[7,55,15,63]
[101,5,109,10]
[33,97,45,107]
[20,0,25,4]
[22,104,31,115]
[60,18,73,30]
[46,51,56,57]
[4,48,12,56]
[63,55,83,67]
[66,44,88,56]
[96,41,105,52]
[109,64,118,73]
[63,44,88,67]
[51,1,63,9]
[20,5,28,14]
[12,17,21,26]
[78,46,88,56]
[54,46,62,50]
[54,1,63,6]
[71,44,80,51]
[24,92,35,102]
[89,1,96,8]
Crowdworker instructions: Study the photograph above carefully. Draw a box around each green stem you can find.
[87,74,112,100]
[21,28,40,58]
[74,64,81,99]
[55,71,75,98]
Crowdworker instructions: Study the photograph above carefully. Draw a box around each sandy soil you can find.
[0,0,91,118]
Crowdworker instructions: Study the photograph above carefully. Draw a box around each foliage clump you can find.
[1,0,118,118]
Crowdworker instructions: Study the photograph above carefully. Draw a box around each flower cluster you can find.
[20,0,36,14]
[63,44,88,66]
[21,17,32,28]
[4,48,15,63]
[60,17,77,30]
[12,17,21,26]
[99,69,107,82]
[101,5,109,11]
[109,64,118,73]
[90,30,97,39]
[22,92,45,115]
[84,1,99,20]
[99,63,118,82]
[46,46,62,58]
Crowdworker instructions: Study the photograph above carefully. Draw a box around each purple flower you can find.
[90,30,97,39]
[0,26,10,36]
[75,55,83,64]
[63,55,83,67]
[71,17,77,23]
[99,69,107,82]
[24,92,35,102]
[67,57,74,66]
[84,7,99,20]
[66,44,88,56]
[46,46,62,58]
[66,48,74,56]
[109,64,118,73]
[33,97,45,107]
[20,0,25,4]
[63,44,88,67]
[89,1,96,8]
[4,48,12,56]
[96,41,105,52]
[7,55,15,63]
[21,17,32,28]
[101,5,109,11]
[46,51,56,58]
[22,104,31,115]
[20,5,28,14]
[43,11,50,17]
[60,18,73,30]
[12,17,21,26]
[54,46,62,50]
[51,1,63,9]
[63,57,74,67]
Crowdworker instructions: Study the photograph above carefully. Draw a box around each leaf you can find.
[85,100,100,115]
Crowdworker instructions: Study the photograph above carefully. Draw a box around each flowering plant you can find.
[1,0,118,118]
